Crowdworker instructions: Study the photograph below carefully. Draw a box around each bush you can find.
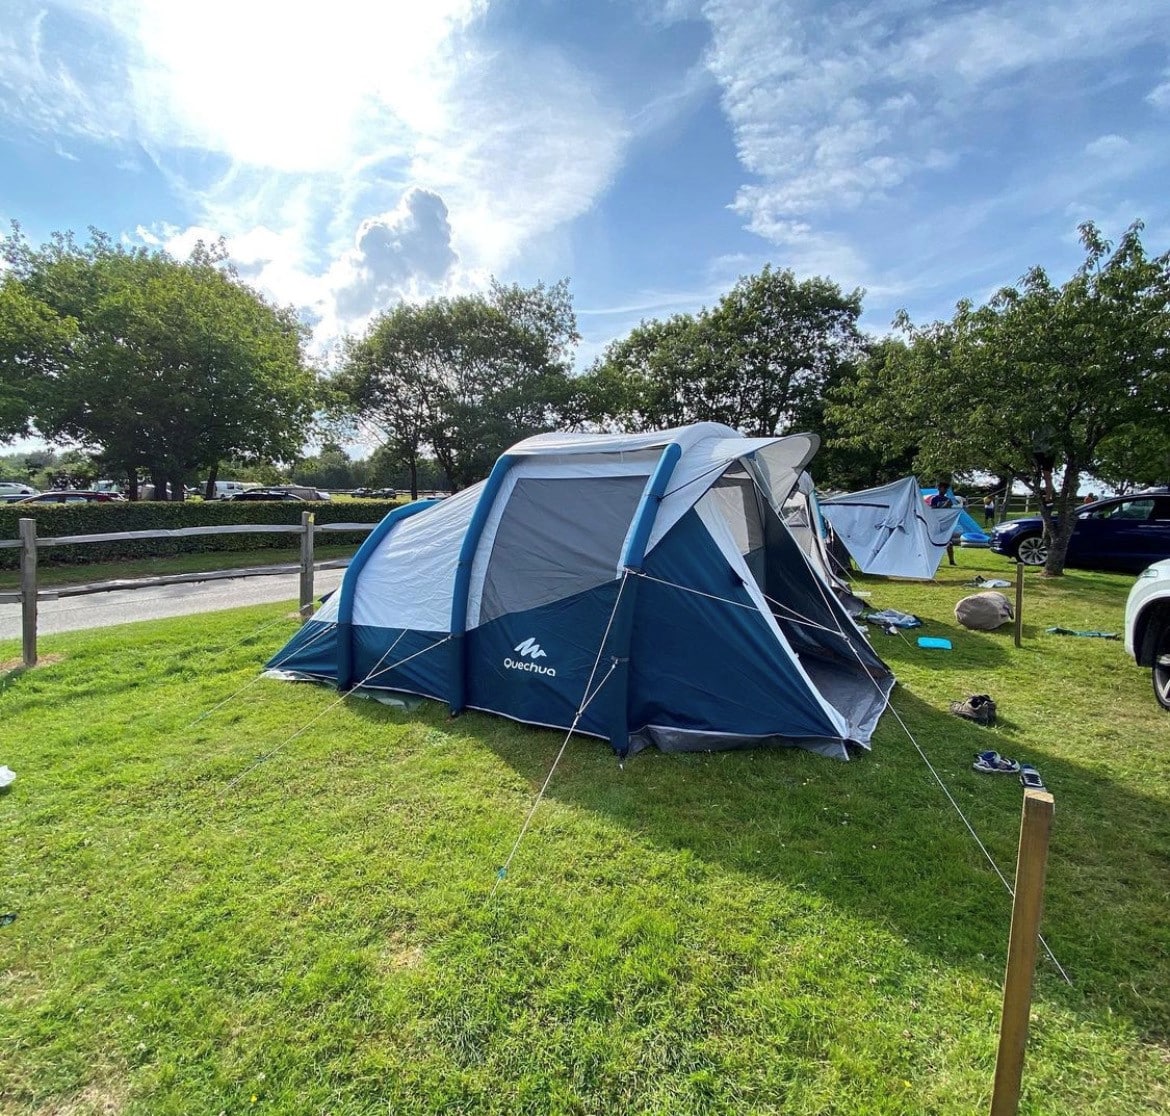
[0,500,401,569]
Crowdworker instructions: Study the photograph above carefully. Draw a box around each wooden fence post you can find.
[990,789,1055,1116]
[299,512,315,620]
[20,517,38,667]
[1013,562,1024,648]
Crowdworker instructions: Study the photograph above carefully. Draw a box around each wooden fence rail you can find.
[3,514,375,668]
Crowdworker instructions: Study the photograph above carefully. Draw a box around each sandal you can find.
[972,750,1019,774]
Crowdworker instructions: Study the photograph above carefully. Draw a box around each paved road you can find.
[0,569,346,640]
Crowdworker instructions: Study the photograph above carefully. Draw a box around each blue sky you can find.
[2,0,1169,392]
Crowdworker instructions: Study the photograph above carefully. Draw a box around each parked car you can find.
[1,491,38,504]
[348,486,396,499]
[1125,559,1170,711]
[17,490,126,504]
[222,489,306,502]
[988,490,1170,572]
[208,480,253,499]
[272,485,331,501]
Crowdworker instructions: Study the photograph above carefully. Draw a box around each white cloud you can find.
[1084,134,1131,159]
[1148,76,1170,109]
[331,188,458,319]
[700,0,1170,243]
[0,0,632,344]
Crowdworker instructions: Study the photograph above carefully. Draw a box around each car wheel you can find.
[1015,535,1048,566]
[1154,622,1170,712]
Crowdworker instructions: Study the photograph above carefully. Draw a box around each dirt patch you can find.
[0,653,65,674]
[36,1082,125,1115]
[377,933,426,972]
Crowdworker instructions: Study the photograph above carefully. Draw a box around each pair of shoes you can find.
[973,750,1019,774]
[950,694,997,725]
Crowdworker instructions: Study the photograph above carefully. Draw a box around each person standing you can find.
[983,495,996,526]
[926,485,957,566]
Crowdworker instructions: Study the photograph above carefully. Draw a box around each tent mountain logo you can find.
[504,637,556,677]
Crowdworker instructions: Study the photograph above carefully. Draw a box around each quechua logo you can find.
[505,637,556,677]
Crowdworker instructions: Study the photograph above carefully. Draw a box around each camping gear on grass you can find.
[269,424,894,760]
[973,750,1018,774]
[951,694,997,725]
[1045,626,1119,640]
[916,636,952,650]
[862,609,922,629]
[955,591,1013,630]
[819,477,963,579]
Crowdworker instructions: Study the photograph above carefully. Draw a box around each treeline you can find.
[3,219,1168,573]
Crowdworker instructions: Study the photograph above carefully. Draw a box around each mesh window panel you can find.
[478,475,648,625]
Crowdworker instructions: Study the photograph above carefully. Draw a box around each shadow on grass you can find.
[347,689,1170,1041]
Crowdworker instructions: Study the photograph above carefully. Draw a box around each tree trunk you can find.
[126,471,139,502]
[205,462,219,501]
[409,457,418,502]
[169,471,185,502]
[149,469,167,501]
[1042,464,1081,577]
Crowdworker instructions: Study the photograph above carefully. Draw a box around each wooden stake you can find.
[299,511,315,621]
[20,517,38,667]
[990,789,1055,1116]
[1013,561,1024,648]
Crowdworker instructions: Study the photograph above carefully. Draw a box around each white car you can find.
[1125,558,1170,711]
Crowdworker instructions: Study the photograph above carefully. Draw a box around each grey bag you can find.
[954,591,1013,630]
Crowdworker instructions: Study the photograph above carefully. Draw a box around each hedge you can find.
[0,500,400,569]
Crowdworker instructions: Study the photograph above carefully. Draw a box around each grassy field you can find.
[1,550,1168,1114]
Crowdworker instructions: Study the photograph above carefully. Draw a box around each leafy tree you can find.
[829,221,1170,575]
[292,443,362,490]
[574,266,865,437]
[0,277,76,439]
[0,225,319,500]
[810,337,921,490]
[1091,422,1170,491]
[335,280,577,496]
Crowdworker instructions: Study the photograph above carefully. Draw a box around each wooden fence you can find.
[0,513,374,668]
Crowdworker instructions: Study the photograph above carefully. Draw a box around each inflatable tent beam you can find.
[449,454,519,715]
[608,441,683,754]
[336,498,440,690]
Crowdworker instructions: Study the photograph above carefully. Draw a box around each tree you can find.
[292,443,361,490]
[573,266,866,436]
[335,280,577,496]
[0,278,76,440]
[813,338,921,490]
[0,225,319,499]
[829,221,1170,575]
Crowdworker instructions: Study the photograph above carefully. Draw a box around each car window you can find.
[1089,499,1154,521]
[1153,498,1170,522]
[63,496,89,504]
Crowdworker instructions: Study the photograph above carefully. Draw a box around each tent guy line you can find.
[776,498,1074,983]
[218,631,452,796]
[187,619,341,730]
[490,572,631,897]
[629,568,844,637]
[874,692,1072,985]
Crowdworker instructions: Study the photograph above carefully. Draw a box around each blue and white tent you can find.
[819,477,963,580]
[269,423,894,760]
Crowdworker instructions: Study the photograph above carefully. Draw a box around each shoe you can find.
[1019,763,1046,790]
[950,694,997,725]
[973,750,1019,774]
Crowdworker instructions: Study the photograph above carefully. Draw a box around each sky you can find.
[2,0,1169,454]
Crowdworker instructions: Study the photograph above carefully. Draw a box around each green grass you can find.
[0,544,356,592]
[1,549,1168,1114]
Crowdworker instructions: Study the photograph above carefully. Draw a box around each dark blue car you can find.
[989,490,1170,572]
